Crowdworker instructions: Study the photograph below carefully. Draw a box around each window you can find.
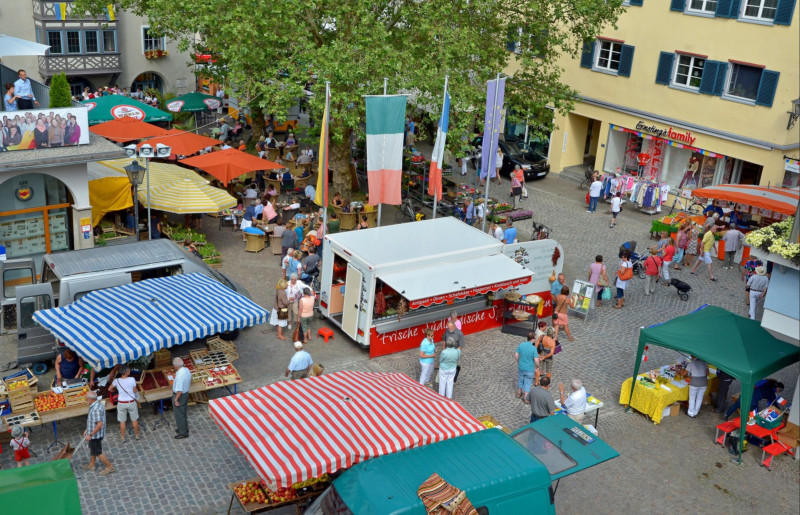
[103,30,117,52]
[66,30,81,54]
[85,30,99,53]
[673,54,705,88]
[142,27,165,52]
[35,28,42,44]
[595,40,622,72]
[742,0,779,20]
[726,63,763,101]
[47,31,63,54]
[687,0,718,12]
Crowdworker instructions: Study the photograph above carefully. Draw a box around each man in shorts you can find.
[108,366,140,442]
[83,390,115,475]
[690,225,718,281]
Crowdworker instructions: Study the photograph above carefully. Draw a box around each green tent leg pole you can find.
[626,339,647,411]
[738,386,754,465]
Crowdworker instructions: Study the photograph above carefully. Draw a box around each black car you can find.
[470,136,550,181]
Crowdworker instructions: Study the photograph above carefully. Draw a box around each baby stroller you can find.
[619,241,647,279]
[669,278,692,301]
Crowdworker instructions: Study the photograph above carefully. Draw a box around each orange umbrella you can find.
[179,148,283,185]
[139,129,222,158]
[89,117,171,143]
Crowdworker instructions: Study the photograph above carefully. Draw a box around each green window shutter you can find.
[655,52,674,85]
[755,70,780,107]
[630,0,644,5]
[617,45,635,77]
[580,42,595,68]
[774,0,797,25]
[698,61,720,94]
[670,0,686,11]
[713,62,728,96]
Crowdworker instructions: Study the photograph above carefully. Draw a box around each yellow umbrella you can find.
[140,177,237,214]
[94,158,210,184]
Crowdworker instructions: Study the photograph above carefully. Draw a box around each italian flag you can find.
[366,95,406,205]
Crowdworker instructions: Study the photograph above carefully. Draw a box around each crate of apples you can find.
[233,481,269,507]
[35,392,66,412]
[272,486,298,504]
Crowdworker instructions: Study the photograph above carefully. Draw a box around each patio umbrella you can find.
[693,184,799,216]
[144,177,237,213]
[139,129,221,158]
[180,148,282,186]
[165,92,223,113]
[81,96,172,125]
[0,34,50,56]
[89,117,171,143]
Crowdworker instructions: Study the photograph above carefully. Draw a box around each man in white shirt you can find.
[285,274,307,329]
[491,223,504,241]
[305,184,316,200]
[172,358,192,439]
[588,175,603,213]
[244,184,259,199]
[559,379,587,423]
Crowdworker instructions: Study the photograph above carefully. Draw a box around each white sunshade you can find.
[379,254,533,309]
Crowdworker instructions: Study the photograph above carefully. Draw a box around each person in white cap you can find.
[285,341,313,380]
[746,266,769,320]
[10,426,31,467]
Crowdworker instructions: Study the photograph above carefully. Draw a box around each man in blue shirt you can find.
[702,202,723,218]
[502,220,517,244]
[14,70,39,110]
[464,198,474,226]
[515,331,539,402]
[550,271,566,297]
[285,341,313,379]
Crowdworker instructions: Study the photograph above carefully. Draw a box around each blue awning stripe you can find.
[33,274,268,369]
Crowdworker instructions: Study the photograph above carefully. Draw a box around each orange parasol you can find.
[693,184,799,216]
[179,148,283,185]
[89,117,171,143]
[139,129,222,158]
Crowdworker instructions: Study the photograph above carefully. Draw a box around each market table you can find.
[619,367,718,424]
[555,396,604,428]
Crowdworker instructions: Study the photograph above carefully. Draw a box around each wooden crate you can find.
[63,386,88,407]
[34,391,68,414]
[3,411,40,428]
[187,391,209,405]
[10,396,35,413]
[189,349,211,367]
[154,348,172,369]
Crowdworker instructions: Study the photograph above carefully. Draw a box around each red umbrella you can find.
[139,129,222,158]
[89,117,170,143]
[179,148,283,185]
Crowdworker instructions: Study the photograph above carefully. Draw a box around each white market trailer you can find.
[319,217,563,357]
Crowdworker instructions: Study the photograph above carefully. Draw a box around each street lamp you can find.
[787,98,800,131]
[122,142,171,240]
[123,160,146,240]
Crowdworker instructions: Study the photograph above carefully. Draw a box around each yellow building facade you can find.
[546,0,799,202]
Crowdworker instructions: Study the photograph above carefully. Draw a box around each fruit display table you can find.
[227,476,329,514]
[619,363,718,424]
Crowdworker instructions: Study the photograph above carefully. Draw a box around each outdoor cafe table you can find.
[619,367,718,424]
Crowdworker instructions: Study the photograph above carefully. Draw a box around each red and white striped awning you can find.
[209,371,485,490]
[693,184,799,216]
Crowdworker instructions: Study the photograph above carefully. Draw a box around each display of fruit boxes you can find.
[190,350,210,367]
[3,368,38,389]
[204,350,231,368]
[63,385,90,407]
[3,411,40,428]
[154,348,172,369]
[7,379,34,412]
[34,391,67,412]
[190,369,209,384]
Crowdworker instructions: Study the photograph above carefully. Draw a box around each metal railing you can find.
[1,62,82,107]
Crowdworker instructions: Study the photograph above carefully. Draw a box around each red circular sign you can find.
[111,105,145,120]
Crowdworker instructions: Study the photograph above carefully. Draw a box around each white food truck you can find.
[318,217,563,357]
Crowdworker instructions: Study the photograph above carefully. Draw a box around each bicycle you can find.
[579,168,594,190]
[667,195,705,216]
[395,197,417,222]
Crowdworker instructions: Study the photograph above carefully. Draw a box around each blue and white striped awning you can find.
[33,273,268,370]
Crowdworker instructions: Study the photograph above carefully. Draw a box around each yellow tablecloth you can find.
[619,372,718,424]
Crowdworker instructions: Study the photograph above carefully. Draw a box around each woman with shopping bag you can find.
[587,255,610,308]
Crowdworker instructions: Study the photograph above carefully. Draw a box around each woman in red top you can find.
[661,237,676,283]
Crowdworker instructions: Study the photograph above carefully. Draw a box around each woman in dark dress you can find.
[33,118,50,148]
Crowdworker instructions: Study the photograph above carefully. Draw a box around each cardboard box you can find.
[777,421,799,449]
[661,403,681,418]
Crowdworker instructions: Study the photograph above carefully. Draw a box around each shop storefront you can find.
[602,120,764,197]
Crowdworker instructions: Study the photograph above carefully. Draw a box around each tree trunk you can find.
[330,130,357,201]
[250,104,265,140]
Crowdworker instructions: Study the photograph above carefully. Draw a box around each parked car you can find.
[470,136,550,180]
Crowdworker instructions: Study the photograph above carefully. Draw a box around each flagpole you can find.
[432,76,449,220]
[482,73,501,233]
[322,82,330,239]
[376,77,388,227]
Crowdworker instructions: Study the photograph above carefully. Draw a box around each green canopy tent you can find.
[82,96,173,125]
[165,92,222,113]
[0,459,81,513]
[626,305,799,462]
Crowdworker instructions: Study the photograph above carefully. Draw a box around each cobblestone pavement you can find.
[1,170,797,514]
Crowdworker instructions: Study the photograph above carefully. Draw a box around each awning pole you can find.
[376,78,388,227]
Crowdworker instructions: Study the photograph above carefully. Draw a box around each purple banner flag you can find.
[480,77,506,177]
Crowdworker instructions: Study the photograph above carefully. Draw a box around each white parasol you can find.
[0,34,51,57]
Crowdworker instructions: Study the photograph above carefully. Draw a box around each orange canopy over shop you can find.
[693,184,799,216]
[89,117,170,143]
[139,129,221,158]
[179,148,282,185]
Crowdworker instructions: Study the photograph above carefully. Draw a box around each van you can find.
[305,416,618,514]
[0,240,247,366]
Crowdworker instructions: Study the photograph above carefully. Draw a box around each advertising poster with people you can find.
[1,106,90,152]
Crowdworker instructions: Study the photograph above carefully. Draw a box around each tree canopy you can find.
[79,0,623,182]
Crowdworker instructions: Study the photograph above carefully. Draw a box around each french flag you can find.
[428,93,450,200]
[776,396,787,408]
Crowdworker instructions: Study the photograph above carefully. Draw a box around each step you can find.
[558,167,586,184]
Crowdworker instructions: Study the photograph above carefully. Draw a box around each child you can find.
[10,426,31,467]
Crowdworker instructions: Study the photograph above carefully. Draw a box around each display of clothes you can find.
[629,182,670,209]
